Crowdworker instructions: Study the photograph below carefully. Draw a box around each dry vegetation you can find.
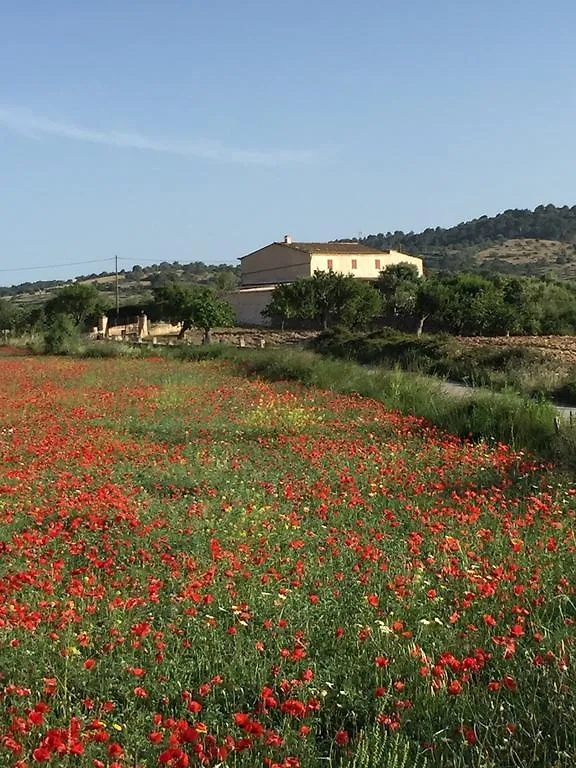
[458,334,576,365]
[475,238,576,279]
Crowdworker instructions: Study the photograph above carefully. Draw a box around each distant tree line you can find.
[0,260,239,298]
[355,204,576,255]
[262,265,576,336]
[0,279,66,298]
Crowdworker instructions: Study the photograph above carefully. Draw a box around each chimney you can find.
[283,234,293,245]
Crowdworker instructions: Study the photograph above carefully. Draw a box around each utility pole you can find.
[115,254,119,326]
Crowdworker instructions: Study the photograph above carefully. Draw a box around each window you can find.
[327,259,333,270]
[351,259,357,270]
[375,259,381,270]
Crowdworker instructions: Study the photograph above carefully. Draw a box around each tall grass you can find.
[232,347,563,459]
[313,328,576,405]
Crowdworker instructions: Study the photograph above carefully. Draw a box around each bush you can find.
[43,313,81,355]
[81,342,146,359]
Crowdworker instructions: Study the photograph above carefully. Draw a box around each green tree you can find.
[43,313,80,354]
[498,277,540,335]
[337,278,383,328]
[212,270,239,296]
[130,265,145,280]
[309,270,381,330]
[261,281,316,330]
[0,299,21,331]
[263,271,382,330]
[414,277,448,336]
[45,283,107,328]
[377,263,422,317]
[153,283,234,342]
[16,306,46,336]
[446,274,500,335]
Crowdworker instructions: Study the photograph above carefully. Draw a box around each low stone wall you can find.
[91,316,183,340]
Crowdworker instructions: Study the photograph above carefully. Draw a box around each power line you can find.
[0,257,116,273]
[116,256,236,266]
[0,254,237,276]
[116,256,172,264]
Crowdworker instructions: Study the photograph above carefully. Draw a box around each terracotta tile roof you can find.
[279,242,388,255]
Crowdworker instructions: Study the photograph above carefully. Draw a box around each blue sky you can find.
[1,0,575,284]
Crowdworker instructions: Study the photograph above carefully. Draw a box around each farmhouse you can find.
[229,236,424,326]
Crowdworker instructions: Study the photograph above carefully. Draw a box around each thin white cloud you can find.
[0,106,322,166]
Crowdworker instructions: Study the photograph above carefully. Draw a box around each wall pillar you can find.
[137,312,149,339]
[97,314,109,339]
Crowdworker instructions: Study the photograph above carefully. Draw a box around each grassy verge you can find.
[312,328,576,405]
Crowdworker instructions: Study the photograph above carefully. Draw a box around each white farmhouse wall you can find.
[378,252,424,277]
[227,287,275,326]
[310,250,423,279]
[240,244,311,286]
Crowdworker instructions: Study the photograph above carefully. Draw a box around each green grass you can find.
[312,328,576,406]
[232,348,563,460]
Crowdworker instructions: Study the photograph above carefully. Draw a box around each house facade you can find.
[228,236,424,325]
[239,237,423,287]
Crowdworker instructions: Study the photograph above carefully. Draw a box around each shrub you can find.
[43,313,81,355]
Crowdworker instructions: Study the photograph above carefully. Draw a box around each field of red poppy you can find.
[0,353,574,768]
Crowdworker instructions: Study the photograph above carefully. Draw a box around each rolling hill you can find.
[3,261,240,310]
[358,204,576,279]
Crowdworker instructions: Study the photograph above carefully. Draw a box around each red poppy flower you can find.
[335,729,349,746]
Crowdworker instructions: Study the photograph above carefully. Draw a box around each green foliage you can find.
[211,269,239,295]
[43,313,81,354]
[153,282,234,341]
[263,267,576,337]
[360,203,576,257]
[0,298,22,331]
[409,272,576,336]
[263,271,382,330]
[343,723,427,768]
[45,283,108,328]
[377,262,422,317]
[16,305,46,335]
[262,280,316,329]
[80,342,147,359]
[313,328,576,403]
[426,273,504,335]
[337,275,383,328]
[414,276,449,334]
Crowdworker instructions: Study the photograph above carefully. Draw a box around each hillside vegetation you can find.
[358,204,576,278]
[2,260,239,310]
